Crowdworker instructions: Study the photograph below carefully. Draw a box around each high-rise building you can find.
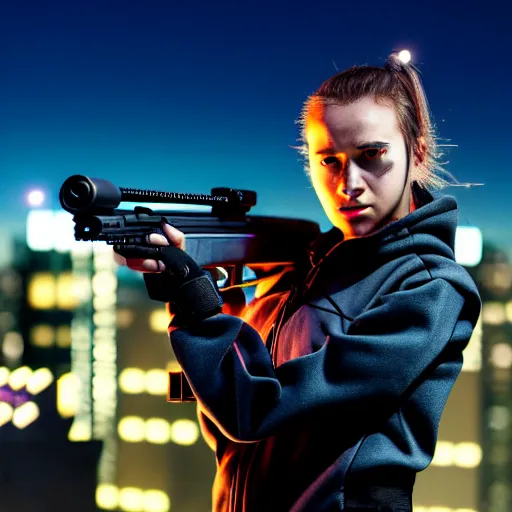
[0,233,102,511]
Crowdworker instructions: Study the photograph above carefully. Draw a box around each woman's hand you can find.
[113,220,186,272]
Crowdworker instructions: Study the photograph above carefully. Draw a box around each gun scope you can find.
[59,174,258,215]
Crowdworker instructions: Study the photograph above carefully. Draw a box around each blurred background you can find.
[1,1,511,511]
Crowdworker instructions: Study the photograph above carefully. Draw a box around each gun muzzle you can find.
[59,175,123,214]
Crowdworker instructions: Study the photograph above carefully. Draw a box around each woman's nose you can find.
[335,163,365,198]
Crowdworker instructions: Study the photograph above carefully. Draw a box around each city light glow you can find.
[96,485,171,512]
[2,331,24,361]
[145,369,168,395]
[96,484,119,510]
[117,416,200,446]
[26,368,54,395]
[431,441,482,468]
[27,189,45,207]
[455,226,483,267]
[149,309,170,332]
[0,402,14,427]
[145,418,172,444]
[118,416,146,443]
[57,372,79,418]
[118,368,146,394]
[118,367,169,396]
[8,366,32,391]
[169,419,200,446]
[12,401,40,429]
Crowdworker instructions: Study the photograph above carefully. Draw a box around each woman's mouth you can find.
[339,206,369,218]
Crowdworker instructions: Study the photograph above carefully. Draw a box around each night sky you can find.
[2,0,511,260]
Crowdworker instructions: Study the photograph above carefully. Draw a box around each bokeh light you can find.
[398,49,411,63]
[27,189,45,207]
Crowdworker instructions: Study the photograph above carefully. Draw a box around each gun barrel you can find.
[59,175,257,215]
[60,175,123,214]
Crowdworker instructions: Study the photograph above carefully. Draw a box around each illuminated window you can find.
[26,210,54,251]
[118,416,146,443]
[92,271,117,296]
[96,485,170,512]
[117,308,135,329]
[31,324,55,347]
[143,489,170,512]
[118,487,144,512]
[482,301,507,325]
[71,274,92,303]
[56,325,72,348]
[2,331,24,360]
[56,272,79,309]
[149,309,169,333]
[488,405,511,431]
[27,273,56,309]
[0,402,14,427]
[119,368,146,394]
[431,441,482,468]
[145,418,172,444]
[53,211,79,253]
[454,226,482,267]
[169,419,200,446]
[8,366,32,391]
[93,310,117,328]
[146,369,168,395]
[119,368,172,396]
[461,315,482,372]
[57,372,79,418]
[431,441,454,467]
[453,442,482,469]
[490,343,512,369]
[68,420,92,442]
[93,294,117,311]
[506,300,512,323]
[26,368,53,395]
[12,401,40,429]
[0,367,9,387]
[96,483,119,510]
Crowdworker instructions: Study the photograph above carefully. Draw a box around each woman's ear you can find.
[413,136,427,167]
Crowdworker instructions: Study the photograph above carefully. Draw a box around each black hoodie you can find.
[168,183,482,511]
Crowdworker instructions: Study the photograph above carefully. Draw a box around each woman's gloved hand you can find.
[113,218,223,324]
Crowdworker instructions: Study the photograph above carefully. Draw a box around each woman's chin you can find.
[334,217,377,239]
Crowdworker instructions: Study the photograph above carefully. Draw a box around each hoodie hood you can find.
[308,181,458,267]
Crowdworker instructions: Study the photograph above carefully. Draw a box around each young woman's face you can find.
[306,96,415,240]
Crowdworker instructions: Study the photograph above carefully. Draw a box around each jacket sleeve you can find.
[169,277,479,442]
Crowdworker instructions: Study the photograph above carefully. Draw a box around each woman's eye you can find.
[363,148,386,160]
[320,156,340,167]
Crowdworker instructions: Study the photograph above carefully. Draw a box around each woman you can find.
[114,51,482,511]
